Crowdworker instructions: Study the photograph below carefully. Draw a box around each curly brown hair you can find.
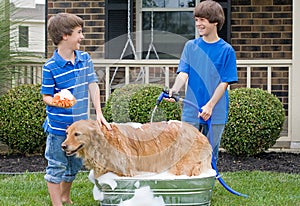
[47,13,84,45]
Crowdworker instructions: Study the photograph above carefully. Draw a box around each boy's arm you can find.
[88,82,112,130]
[165,72,188,102]
[199,82,228,121]
[171,72,188,94]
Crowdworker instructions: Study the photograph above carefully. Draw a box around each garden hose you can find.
[156,90,248,198]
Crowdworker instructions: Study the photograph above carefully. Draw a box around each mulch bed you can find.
[218,151,300,174]
[0,151,299,174]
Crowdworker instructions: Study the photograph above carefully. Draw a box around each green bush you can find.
[103,84,181,123]
[221,88,285,156]
[0,84,46,154]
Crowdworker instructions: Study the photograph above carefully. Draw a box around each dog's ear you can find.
[87,120,104,137]
[65,125,71,135]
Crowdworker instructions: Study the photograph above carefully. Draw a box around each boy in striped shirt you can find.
[41,13,111,206]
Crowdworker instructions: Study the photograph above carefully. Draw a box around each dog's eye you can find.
[74,132,81,136]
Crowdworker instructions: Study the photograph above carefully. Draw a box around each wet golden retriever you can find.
[61,119,212,178]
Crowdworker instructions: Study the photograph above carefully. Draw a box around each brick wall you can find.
[230,0,292,115]
[47,0,105,59]
[231,0,292,59]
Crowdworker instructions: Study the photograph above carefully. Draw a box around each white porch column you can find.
[290,0,300,148]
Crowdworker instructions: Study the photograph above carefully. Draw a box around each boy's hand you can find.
[198,103,213,121]
[96,115,112,130]
[163,89,177,102]
[52,89,76,108]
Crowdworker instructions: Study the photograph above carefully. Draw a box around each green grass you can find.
[211,171,300,206]
[0,171,299,206]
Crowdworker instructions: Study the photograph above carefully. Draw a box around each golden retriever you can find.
[61,120,212,178]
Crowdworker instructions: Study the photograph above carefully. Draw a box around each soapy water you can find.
[89,170,216,205]
[89,171,166,205]
[118,186,165,206]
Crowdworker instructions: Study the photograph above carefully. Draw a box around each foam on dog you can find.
[62,119,213,178]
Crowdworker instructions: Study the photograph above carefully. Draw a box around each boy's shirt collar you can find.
[53,50,82,67]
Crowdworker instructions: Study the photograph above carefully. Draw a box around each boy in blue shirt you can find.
[166,0,238,164]
[41,13,111,206]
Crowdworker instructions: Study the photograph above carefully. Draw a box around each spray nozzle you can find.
[156,87,180,105]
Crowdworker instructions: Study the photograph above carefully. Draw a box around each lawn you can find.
[0,171,299,206]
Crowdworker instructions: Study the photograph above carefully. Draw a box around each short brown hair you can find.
[194,0,225,31]
[47,13,84,45]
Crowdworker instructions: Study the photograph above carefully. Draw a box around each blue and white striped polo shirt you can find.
[41,50,98,136]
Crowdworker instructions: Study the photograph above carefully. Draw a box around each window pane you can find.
[19,26,29,48]
[142,11,194,59]
[143,0,195,8]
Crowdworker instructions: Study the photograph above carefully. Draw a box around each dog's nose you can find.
[61,144,67,150]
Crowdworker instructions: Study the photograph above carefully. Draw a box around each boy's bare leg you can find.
[61,181,73,204]
[47,182,63,206]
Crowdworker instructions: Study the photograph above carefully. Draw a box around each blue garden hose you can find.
[156,90,248,198]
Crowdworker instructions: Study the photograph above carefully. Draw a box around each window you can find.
[19,25,29,48]
[139,0,195,59]
[105,0,231,59]
[138,0,231,59]
[142,0,196,8]
[141,10,195,59]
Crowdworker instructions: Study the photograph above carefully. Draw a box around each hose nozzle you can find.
[156,87,180,105]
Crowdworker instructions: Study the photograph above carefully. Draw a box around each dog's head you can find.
[61,120,100,156]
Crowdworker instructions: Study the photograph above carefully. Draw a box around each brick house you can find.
[46,0,299,149]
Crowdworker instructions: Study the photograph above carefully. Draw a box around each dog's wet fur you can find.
[62,120,212,178]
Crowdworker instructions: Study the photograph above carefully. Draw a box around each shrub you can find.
[221,88,285,156]
[103,84,181,123]
[0,84,46,154]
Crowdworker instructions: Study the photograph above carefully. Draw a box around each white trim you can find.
[136,0,142,59]
[11,19,45,23]
[142,8,194,12]
[291,0,300,148]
